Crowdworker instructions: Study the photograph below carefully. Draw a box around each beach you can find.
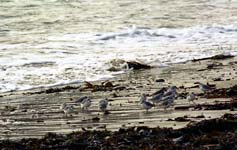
[0,54,236,149]
[1,0,237,149]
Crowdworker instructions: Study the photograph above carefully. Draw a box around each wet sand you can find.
[0,56,236,142]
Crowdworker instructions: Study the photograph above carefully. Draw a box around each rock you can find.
[103,81,113,87]
[192,115,205,118]
[155,79,165,82]
[104,110,110,115]
[113,86,126,91]
[92,117,100,122]
[213,77,223,81]
[126,61,151,70]
[174,117,190,122]
[207,62,223,69]
[107,67,121,72]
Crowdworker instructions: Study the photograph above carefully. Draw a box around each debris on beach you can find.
[0,113,236,150]
[192,54,234,62]
[126,61,151,70]
[155,79,165,82]
[82,81,119,92]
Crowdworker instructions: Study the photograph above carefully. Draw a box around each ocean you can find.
[0,0,237,92]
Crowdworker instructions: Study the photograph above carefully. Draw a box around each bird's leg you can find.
[164,107,167,112]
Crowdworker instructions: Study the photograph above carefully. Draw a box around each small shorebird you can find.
[196,82,211,93]
[151,87,166,96]
[142,101,155,112]
[139,93,147,104]
[73,96,88,104]
[99,99,108,112]
[81,98,91,111]
[150,91,164,104]
[187,92,196,103]
[163,86,177,97]
[161,93,176,110]
[140,95,154,112]
[60,103,74,117]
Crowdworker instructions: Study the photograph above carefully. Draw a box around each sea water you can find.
[0,0,237,92]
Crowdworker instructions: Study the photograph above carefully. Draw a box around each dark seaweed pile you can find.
[0,113,236,150]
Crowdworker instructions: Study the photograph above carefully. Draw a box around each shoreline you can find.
[0,55,236,142]
[0,53,235,96]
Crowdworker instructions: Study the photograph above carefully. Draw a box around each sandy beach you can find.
[0,54,236,149]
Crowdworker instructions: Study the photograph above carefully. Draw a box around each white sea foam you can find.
[0,24,237,92]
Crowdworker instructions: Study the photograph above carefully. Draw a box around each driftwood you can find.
[192,54,234,62]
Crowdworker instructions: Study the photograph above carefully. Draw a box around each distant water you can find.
[0,0,237,92]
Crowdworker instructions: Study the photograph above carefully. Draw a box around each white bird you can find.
[141,101,155,112]
[80,98,91,111]
[151,88,166,96]
[139,93,147,104]
[73,96,88,104]
[140,95,154,112]
[150,91,164,104]
[60,103,74,117]
[187,92,196,103]
[99,99,109,112]
[60,103,67,110]
[161,93,176,110]
[163,86,177,97]
[196,82,211,93]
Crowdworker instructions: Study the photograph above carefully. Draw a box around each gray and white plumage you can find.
[162,92,176,102]
[149,91,164,104]
[139,94,147,104]
[163,86,177,97]
[60,102,67,110]
[187,92,196,103]
[139,95,154,112]
[60,103,74,116]
[162,99,173,110]
[161,93,176,109]
[99,99,108,112]
[80,98,91,110]
[141,101,154,112]
[197,82,211,93]
[151,88,166,96]
[74,96,88,104]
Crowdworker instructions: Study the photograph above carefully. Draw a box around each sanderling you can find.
[141,101,155,112]
[196,82,211,93]
[161,93,176,110]
[151,87,166,96]
[81,98,91,111]
[140,95,154,112]
[60,102,67,110]
[163,86,177,97]
[73,96,88,104]
[187,92,196,103]
[139,93,147,104]
[60,103,74,117]
[149,91,164,104]
[99,99,109,112]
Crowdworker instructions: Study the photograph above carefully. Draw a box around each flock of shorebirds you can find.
[60,82,212,116]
